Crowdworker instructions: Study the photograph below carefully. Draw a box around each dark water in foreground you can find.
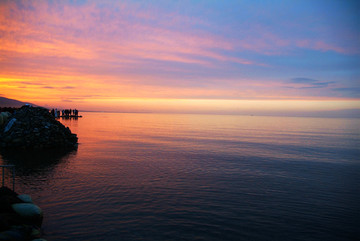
[1,113,360,240]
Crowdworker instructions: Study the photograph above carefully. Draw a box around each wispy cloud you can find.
[333,87,360,92]
[332,87,360,97]
[290,78,319,84]
[286,78,335,89]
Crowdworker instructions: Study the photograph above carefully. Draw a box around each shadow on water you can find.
[0,147,77,177]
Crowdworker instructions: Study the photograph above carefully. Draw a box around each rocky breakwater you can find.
[0,106,77,149]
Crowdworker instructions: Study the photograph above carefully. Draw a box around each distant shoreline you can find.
[79,110,360,119]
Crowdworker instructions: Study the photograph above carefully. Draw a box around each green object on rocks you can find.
[11,203,43,218]
[17,194,33,203]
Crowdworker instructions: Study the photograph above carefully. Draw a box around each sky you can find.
[0,0,359,115]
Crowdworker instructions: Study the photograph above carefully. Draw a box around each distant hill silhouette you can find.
[0,96,35,107]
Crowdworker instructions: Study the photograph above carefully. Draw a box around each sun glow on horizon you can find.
[26,97,360,117]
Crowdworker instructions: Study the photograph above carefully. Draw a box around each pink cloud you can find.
[0,0,260,68]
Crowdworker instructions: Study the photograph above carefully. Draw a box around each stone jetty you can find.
[0,105,78,149]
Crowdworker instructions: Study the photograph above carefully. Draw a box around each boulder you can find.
[0,112,11,127]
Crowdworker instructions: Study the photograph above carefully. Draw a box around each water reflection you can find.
[1,113,359,241]
[0,148,77,177]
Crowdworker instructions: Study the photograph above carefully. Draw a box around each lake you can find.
[1,112,359,240]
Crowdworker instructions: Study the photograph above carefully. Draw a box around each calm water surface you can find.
[1,113,359,240]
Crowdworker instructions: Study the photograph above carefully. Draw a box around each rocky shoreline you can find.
[0,106,78,150]
[0,186,44,241]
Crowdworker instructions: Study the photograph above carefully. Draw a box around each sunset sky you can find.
[1,0,359,115]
